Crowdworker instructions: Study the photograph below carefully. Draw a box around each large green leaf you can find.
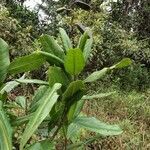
[67,123,81,143]
[62,80,85,122]
[110,58,132,69]
[20,83,61,150]
[39,51,64,67]
[73,116,123,136]
[48,66,69,87]
[77,31,89,51]
[0,38,10,83]
[64,48,85,75]
[8,52,46,75]
[62,80,85,102]
[67,99,85,122]
[83,38,93,61]
[15,79,49,85]
[84,68,109,83]
[84,58,132,83]
[59,28,72,52]
[39,34,65,60]
[29,86,48,113]
[0,101,12,150]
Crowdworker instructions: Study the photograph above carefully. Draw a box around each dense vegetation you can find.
[0,0,150,149]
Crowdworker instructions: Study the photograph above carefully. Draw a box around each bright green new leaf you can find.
[40,34,65,60]
[0,38,10,83]
[110,58,132,69]
[8,52,46,75]
[64,48,85,75]
[59,28,72,52]
[73,116,123,136]
[15,79,49,85]
[20,83,61,150]
[0,101,12,150]
[84,68,109,83]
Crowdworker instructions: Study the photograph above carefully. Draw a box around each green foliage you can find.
[15,79,49,85]
[1,0,149,148]
[73,116,122,135]
[113,63,150,91]
[4,0,149,92]
[82,92,116,100]
[83,38,93,62]
[0,38,10,84]
[0,5,33,57]
[8,52,46,75]
[59,27,72,51]
[62,80,84,102]
[0,101,12,150]
[65,3,149,91]
[0,75,25,95]
[78,30,90,51]
[29,86,48,113]
[39,51,64,67]
[109,0,150,39]
[48,66,69,87]
[20,84,61,150]
[39,34,65,60]
[84,58,132,83]
[64,48,85,75]
[0,28,131,149]
[111,58,132,69]
[84,68,108,83]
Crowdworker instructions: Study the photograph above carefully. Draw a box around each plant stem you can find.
[25,97,28,115]
[63,126,68,150]
[51,108,67,140]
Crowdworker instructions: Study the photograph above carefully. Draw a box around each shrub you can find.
[0,4,33,58]
[112,63,150,91]
[0,28,131,149]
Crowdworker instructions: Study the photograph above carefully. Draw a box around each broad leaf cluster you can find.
[0,28,131,149]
